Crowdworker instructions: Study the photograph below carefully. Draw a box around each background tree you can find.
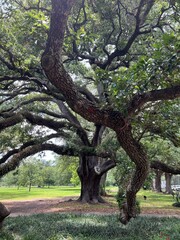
[143,138,180,193]
[54,156,79,186]
[17,160,43,192]
[41,163,56,187]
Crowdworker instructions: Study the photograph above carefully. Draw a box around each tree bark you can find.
[28,182,32,192]
[0,202,10,229]
[100,172,107,196]
[165,173,173,194]
[154,170,163,192]
[116,127,149,224]
[77,155,115,203]
[41,0,180,224]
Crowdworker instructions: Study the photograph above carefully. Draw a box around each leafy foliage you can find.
[1,156,81,188]
[0,0,180,223]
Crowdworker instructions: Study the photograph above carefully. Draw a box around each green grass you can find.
[137,190,176,209]
[106,188,177,211]
[1,213,180,240]
[0,186,178,212]
[0,186,80,201]
[0,187,179,239]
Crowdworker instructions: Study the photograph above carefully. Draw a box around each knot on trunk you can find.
[41,53,56,71]
[94,166,101,175]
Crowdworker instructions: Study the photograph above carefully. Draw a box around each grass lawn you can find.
[137,190,177,210]
[106,188,178,212]
[1,213,180,240]
[0,186,80,201]
[0,186,179,214]
[0,187,179,239]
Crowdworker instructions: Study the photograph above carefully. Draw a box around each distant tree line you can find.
[0,156,80,191]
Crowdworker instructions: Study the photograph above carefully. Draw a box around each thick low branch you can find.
[0,143,110,177]
[0,202,10,229]
[0,143,74,176]
[0,133,61,165]
[0,113,23,131]
[151,160,180,174]
[100,159,116,175]
[22,112,68,130]
[0,111,67,132]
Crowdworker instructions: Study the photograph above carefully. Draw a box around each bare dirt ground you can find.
[2,197,180,218]
[2,197,119,217]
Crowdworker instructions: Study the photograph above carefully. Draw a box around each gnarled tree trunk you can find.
[77,155,115,203]
[41,0,180,224]
[116,126,149,224]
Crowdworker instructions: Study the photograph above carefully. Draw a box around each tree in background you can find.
[143,136,180,193]
[54,156,79,186]
[18,160,43,192]
[0,158,55,189]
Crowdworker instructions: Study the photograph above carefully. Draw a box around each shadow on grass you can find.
[1,213,180,240]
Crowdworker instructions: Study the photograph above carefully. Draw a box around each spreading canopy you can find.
[0,0,180,224]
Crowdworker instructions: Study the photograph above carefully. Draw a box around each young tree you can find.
[17,159,45,191]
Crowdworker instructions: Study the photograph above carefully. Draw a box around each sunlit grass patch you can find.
[137,190,176,209]
[0,186,80,201]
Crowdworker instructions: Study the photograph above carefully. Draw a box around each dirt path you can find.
[2,197,180,218]
[2,197,78,217]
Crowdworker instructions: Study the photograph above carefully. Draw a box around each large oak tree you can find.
[41,0,180,224]
[0,0,180,225]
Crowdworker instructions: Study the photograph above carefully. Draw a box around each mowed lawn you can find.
[1,214,180,240]
[0,186,179,213]
[1,187,180,240]
[106,188,178,212]
[0,186,80,201]
[137,190,178,211]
